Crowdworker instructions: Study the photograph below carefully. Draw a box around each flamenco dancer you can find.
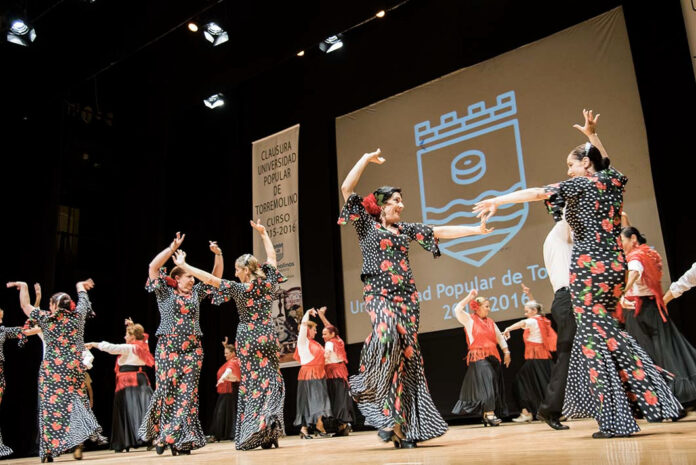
[339,149,492,447]
[86,318,155,452]
[208,337,241,442]
[503,296,557,422]
[7,279,102,462]
[294,309,331,438]
[317,307,354,436]
[618,226,696,405]
[0,306,24,457]
[474,110,682,438]
[138,234,223,456]
[664,262,696,304]
[171,220,286,450]
[452,290,510,425]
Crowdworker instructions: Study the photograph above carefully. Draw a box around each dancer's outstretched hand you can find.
[209,241,222,255]
[6,281,27,290]
[250,219,267,236]
[170,231,185,252]
[473,198,497,221]
[477,216,494,234]
[365,148,385,164]
[573,109,599,137]
[172,249,187,266]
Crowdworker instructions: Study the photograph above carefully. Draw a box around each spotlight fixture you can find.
[6,19,36,47]
[203,93,225,109]
[188,22,199,32]
[319,34,343,54]
[297,50,305,57]
[203,22,228,46]
[376,10,386,18]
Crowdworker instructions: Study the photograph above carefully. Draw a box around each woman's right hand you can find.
[467,289,478,300]
[573,109,599,137]
[473,198,497,221]
[318,306,327,316]
[172,250,187,266]
[221,336,229,347]
[250,219,267,236]
[169,232,185,252]
[6,281,27,290]
[364,148,385,165]
[34,283,42,300]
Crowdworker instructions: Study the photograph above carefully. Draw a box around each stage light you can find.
[376,10,386,18]
[203,22,228,46]
[6,19,36,47]
[188,22,199,32]
[297,50,305,57]
[319,35,343,54]
[203,93,225,109]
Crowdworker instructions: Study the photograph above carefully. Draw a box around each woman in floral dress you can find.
[138,233,223,455]
[7,279,102,462]
[171,220,286,450]
[338,149,492,448]
[474,110,682,438]
[0,307,24,457]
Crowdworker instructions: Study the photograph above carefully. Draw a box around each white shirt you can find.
[324,341,343,364]
[522,318,543,343]
[543,220,573,292]
[627,260,653,296]
[670,262,696,298]
[97,341,148,366]
[296,312,315,365]
[454,309,507,349]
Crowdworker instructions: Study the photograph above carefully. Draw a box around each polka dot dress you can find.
[0,325,22,457]
[138,268,213,451]
[338,193,448,443]
[211,264,286,450]
[30,292,102,460]
[544,168,682,435]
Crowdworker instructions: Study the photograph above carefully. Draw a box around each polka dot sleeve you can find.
[400,222,441,258]
[338,193,374,241]
[2,326,23,340]
[74,291,93,318]
[598,167,628,190]
[544,177,587,219]
[193,282,217,303]
[261,263,288,289]
[145,267,172,301]
[209,279,246,306]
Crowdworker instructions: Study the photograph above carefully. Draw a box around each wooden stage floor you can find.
[5,413,696,464]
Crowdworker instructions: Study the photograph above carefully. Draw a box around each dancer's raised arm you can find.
[340,149,384,201]
[210,241,224,278]
[34,283,42,308]
[6,281,33,316]
[250,219,276,267]
[149,232,185,280]
[573,109,608,160]
[172,250,221,288]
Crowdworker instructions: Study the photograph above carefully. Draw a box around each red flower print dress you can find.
[338,193,448,442]
[138,268,214,451]
[211,263,286,450]
[30,292,102,460]
[0,325,22,457]
[544,167,681,435]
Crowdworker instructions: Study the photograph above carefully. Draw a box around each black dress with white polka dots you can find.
[338,193,448,443]
[210,264,287,450]
[544,168,681,435]
[31,292,102,460]
[138,268,214,451]
[0,325,22,457]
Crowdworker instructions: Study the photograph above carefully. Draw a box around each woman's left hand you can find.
[250,219,266,236]
[473,198,497,221]
[209,241,222,255]
[172,250,187,266]
[573,109,600,137]
[503,352,511,368]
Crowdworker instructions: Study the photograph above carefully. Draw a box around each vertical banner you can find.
[252,124,302,367]
[681,0,696,80]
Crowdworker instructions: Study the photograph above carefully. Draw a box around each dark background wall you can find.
[1,0,694,457]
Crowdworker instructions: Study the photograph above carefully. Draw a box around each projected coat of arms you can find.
[414,91,528,267]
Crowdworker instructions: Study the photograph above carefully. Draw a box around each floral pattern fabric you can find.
[338,193,447,443]
[0,325,22,457]
[544,168,681,434]
[30,292,102,459]
[211,264,286,450]
[138,268,214,451]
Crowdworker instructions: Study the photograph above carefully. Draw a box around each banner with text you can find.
[252,124,302,367]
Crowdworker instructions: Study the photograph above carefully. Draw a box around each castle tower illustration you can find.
[413,91,528,267]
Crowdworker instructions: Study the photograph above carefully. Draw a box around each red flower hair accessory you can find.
[469,299,481,312]
[362,193,381,217]
[165,276,178,288]
[69,300,76,311]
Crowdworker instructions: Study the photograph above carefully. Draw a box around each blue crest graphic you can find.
[414,91,528,267]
